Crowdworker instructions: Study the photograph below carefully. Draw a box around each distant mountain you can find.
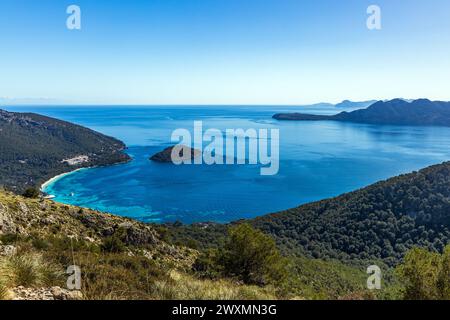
[300,102,335,108]
[0,109,130,192]
[273,99,450,126]
[334,100,377,109]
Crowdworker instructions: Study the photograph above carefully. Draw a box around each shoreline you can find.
[40,167,89,192]
[40,155,132,196]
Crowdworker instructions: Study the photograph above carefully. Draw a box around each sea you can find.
[7,105,450,223]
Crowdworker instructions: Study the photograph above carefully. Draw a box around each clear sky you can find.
[0,0,449,105]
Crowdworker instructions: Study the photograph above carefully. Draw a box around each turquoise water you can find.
[9,105,450,223]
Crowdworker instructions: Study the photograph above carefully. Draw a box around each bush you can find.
[194,224,288,286]
[437,246,450,298]
[395,245,450,300]
[192,249,222,279]
[22,187,40,198]
[0,234,22,244]
[101,235,126,253]
[31,238,50,250]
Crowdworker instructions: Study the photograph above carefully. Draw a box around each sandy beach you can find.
[40,168,88,192]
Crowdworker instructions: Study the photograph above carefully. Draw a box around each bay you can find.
[9,105,450,223]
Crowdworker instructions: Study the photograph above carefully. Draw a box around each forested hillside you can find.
[253,162,450,266]
[166,162,450,267]
[0,109,130,192]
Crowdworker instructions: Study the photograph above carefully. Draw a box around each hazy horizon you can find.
[2,98,444,108]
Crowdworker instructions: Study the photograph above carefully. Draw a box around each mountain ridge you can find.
[273,99,450,126]
[334,100,377,109]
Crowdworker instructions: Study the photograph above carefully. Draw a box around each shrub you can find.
[31,238,50,250]
[437,246,450,298]
[192,249,222,279]
[101,235,126,253]
[194,223,288,286]
[0,234,22,244]
[22,187,40,198]
[395,245,450,300]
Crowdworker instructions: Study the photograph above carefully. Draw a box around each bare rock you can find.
[0,244,17,257]
[0,203,16,234]
[51,286,83,300]
[12,287,54,300]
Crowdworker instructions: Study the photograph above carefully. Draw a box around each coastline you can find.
[40,167,89,193]
[40,155,132,197]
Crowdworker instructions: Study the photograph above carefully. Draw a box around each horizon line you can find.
[2,98,448,108]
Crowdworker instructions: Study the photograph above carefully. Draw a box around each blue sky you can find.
[0,0,449,105]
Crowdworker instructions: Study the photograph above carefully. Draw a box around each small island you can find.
[150,145,201,163]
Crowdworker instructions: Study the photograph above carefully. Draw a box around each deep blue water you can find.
[8,105,450,223]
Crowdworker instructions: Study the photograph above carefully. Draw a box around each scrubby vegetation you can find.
[0,233,281,300]
[395,245,450,300]
[0,188,448,300]
[0,250,64,289]
[22,187,40,199]
[191,224,377,300]
[193,224,288,286]
[0,190,380,300]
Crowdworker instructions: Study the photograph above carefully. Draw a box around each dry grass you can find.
[150,270,277,300]
[0,281,9,300]
[0,251,64,289]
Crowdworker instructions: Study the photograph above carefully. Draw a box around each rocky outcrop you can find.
[0,190,197,268]
[0,244,16,257]
[10,286,83,300]
[0,203,17,235]
[67,211,160,246]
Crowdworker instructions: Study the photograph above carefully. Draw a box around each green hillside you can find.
[165,162,450,267]
[0,109,130,192]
